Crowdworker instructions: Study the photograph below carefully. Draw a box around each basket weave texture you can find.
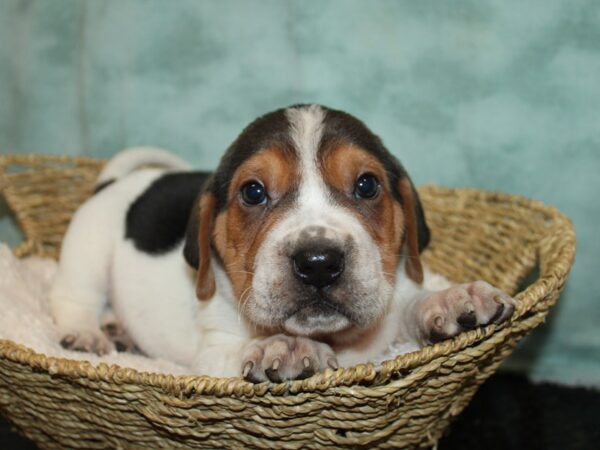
[0,154,576,449]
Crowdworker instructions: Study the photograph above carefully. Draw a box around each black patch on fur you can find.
[93,179,115,194]
[182,198,201,269]
[125,172,211,254]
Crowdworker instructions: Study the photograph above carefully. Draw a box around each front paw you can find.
[60,330,115,356]
[419,281,516,344]
[241,334,338,383]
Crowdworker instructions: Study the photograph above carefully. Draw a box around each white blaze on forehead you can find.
[284,105,330,214]
[285,104,325,164]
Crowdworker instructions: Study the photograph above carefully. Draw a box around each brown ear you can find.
[398,177,429,284]
[183,192,217,300]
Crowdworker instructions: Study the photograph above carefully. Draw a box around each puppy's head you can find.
[184,105,429,338]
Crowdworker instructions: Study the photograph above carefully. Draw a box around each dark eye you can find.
[241,181,267,206]
[354,174,380,199]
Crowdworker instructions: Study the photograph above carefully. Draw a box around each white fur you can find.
[0,243,446,375]
[50,148,252,376]
[111,239,250,375]
[51,169,164,341]
[49,122,455,378]
[250,105,392,339]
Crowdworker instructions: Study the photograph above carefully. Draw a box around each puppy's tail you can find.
[95,146,190,192]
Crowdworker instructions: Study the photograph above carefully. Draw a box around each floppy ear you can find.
[183,192,217,300]
[397,177,430,284]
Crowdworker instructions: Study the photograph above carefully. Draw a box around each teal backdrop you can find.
[1,0,599,386]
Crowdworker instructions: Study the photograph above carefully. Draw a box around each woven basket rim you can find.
[0,153,101,167]
[0,154,577,398]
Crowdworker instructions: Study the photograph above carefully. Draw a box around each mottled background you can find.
[1,0,598,386]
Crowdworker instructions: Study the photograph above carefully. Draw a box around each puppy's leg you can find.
[241,334,338,383]
[405,281,516,346]
[51,278,114,355]
[50,197,117,355]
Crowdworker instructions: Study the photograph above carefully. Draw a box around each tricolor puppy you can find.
[50,104,515,382]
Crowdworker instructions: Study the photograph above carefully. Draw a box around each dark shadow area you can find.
[515,263,541,295]
[503,263,571,375]
[0,414,37,450]
[440,373,600,450]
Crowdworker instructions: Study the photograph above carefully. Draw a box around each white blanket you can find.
[0,244,189,375]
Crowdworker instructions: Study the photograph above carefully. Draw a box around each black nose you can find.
[292,247,344,288]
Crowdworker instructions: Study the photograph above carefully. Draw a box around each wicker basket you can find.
[0,154,576,449]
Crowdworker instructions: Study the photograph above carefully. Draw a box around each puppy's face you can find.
[185,105,429,338]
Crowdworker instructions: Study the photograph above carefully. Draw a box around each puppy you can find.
[50,104,515,382]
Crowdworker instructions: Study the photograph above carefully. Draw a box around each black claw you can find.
[296,366,315,380]
[243,372,263,384]
[131,345,143,355]
[60,335,76,348]
[102,322,119,336]
[114,340,127,352]
[457,310,478,329]
[489,303,505,324]
[428,329,451,344]
[265,368,282,383]
[506,304,515,318]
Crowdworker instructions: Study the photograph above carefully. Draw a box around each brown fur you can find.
[320,145,405,283]
[398,177,424,284]
[196,193,217,300]
[204,142,424,301]
[212,147,298,299]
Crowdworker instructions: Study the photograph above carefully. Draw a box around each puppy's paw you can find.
[419,281,516,344]
[101,321,141,354]
[241,334,337,383]
[60,330,115,356]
